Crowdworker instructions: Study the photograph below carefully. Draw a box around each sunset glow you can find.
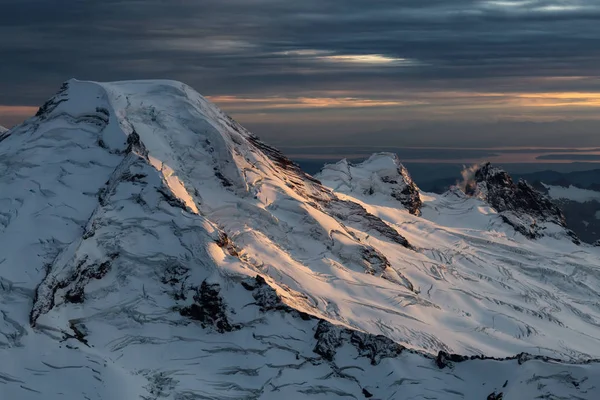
[207,91,600,112]
[2,0,599,149]
[319,54,412,65]
[207,95,418,109]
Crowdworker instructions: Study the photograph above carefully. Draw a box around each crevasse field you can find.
[1,80,599,399]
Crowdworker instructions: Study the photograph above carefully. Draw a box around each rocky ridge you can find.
[461,162,579,242]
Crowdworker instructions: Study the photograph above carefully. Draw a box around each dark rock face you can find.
[35,82,70,118]
[180,281,240,333]
[465,163,579,242]
[474,163,565,225]
[313,321,344,361]
[241,275,313,320]
[325,199,413,249]
[349,329,406,366]
[435,351,469,369]
[215,232,240,257]
[382,163,423,216]
[313,320,405,365]
[362,388,374,398]
[30,254,118,326]
[67,321,90,346]
[156,188,189,211]
[390,177,423,216]
[360,247,392,275]
[214,169,233,187]
[242,276,405,365]
[244,132,328,198]
[160,262,190,301]
[34,82,111,132]
[125,129,149,157]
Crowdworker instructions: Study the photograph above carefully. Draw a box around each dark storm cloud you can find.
[2,0,600,99]
[0,0,599,147]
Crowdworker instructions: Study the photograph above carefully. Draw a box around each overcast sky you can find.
[1,0,599,148]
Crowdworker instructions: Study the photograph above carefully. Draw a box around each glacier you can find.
[1,79,599,399]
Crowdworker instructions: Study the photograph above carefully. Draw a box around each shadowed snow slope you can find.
[1,79,600,399]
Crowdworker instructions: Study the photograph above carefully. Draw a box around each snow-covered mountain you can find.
[537,183,600,245]
[458,162,580,243]
[317,153,422,216]
[1,79,600,399]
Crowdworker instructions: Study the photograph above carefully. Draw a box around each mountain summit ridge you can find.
[316,152,423,216]
[459,162,579,242]
[1,79,600,399]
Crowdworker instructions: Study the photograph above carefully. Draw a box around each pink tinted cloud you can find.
[0,105,38,127]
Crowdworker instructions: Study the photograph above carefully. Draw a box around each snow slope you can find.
[1,79,600,399]
[544,183,600,202]
[317,153,423,215]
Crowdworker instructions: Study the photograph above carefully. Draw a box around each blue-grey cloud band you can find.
[1,0,599,148]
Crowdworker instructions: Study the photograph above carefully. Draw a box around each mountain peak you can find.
[2,80,600,399]
[316,152,422,215]
[460,162,578,242]
[4,77,415,334]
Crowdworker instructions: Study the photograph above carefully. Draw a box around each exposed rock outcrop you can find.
[180,281,240,333]
[461,163,579,242]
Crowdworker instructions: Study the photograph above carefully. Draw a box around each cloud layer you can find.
[1,0,599,147]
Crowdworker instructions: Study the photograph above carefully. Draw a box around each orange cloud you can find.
[207,90,600,125]
[0,106,38,127]
[0,105,38,116]
[318,54,412,65]
[207,95,424,110]
[513,92,600,107]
